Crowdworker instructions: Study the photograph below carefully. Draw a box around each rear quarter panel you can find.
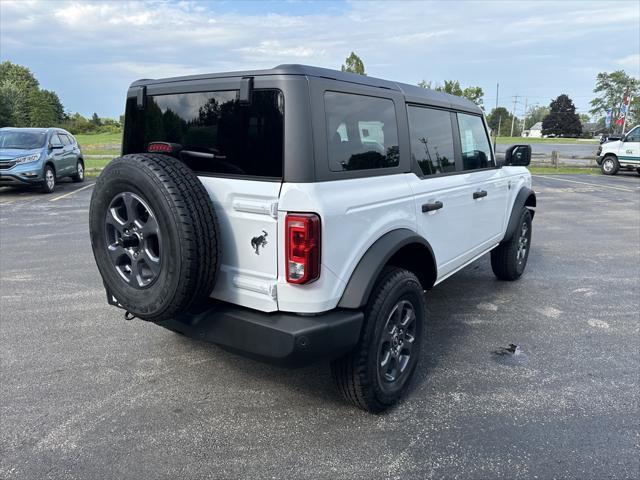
[277,174,417,313]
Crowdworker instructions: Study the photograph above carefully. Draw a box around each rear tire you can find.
[89,153,219,322]
[72,160,84,183]
[331,267,425,413]
[601,155,619,175]
[491,208,532,281]
[41,165,56,193]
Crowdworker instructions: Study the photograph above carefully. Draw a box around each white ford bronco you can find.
[90,65,536,412]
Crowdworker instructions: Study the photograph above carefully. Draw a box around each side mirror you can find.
[504,144,531,166]
[49,143,63,150]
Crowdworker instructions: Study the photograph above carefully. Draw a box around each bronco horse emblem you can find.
[251,230,268,255]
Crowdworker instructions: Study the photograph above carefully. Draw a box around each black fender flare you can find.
[337,229,436,309]
[503,187,536,242]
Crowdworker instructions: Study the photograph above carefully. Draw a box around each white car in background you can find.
[596,125,640,175]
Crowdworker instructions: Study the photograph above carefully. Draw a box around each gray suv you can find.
[0,127,84,193]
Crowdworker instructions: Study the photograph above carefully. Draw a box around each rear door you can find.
[136,78,285,312]
[405,105,473,279]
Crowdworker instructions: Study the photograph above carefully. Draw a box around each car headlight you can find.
[14,153,41,165]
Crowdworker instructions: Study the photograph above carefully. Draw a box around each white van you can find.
[596,125,640,175]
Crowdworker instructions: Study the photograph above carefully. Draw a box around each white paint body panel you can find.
[200,167,531,314]
[199,176,281,312]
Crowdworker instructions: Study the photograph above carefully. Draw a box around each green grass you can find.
[528,166,599,175]
[75,132,122,156]
[496,136,598,145]
[75,132,122,146]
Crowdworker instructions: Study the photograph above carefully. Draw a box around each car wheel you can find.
[89,153,220,322]
[331,266,425,413]
[42,165,56,193]
[636,167,640,176]
[601,155,619,175]
[72,160,85,183]
[491,208,532,281]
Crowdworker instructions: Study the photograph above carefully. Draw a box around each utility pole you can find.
[521,98,528,135]
[493,83,499,149]
[510,95,520,137]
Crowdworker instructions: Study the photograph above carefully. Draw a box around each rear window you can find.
[324,92,399,172]
[125,89,284,179]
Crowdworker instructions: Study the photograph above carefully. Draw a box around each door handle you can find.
[473,190,488,199]
[422,201,443,213]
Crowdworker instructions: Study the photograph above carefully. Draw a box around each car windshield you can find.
[0,131,47,150]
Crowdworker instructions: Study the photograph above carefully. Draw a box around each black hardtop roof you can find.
[130,64,481,113]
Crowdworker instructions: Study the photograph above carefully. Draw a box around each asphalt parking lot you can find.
[1,173,639,479]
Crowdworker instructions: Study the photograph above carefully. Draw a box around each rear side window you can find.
[139,89,284,178]
[324,92,399,172]
[457,113,493,170]
[407,106,456,176]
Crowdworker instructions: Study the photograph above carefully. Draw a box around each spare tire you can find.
[89,153,219,321]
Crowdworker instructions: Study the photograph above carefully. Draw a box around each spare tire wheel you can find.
[89,153,219,322]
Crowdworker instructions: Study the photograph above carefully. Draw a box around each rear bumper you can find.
[156,301,363,367]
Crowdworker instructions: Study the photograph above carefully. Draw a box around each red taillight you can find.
[147,142,173,153]
[285,213,321,284]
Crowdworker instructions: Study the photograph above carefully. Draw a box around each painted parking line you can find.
[532,175,635,193]
[49,183,95,202]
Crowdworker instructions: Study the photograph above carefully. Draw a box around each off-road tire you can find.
[491,208,532,281]
[42,165,56,193]
[601,155,619,175]
[72,159,84,183]
[331,267,425,413]
[89,153,219,322]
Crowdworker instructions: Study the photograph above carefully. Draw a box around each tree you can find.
[341,52,366,75]
[0,61,66,128]
[524,105,550,130]
[589,70,640,131]
[91,112,102,127]
[418,79,484,107]
[0,61,39,92]
[487,107,518,136]
[542,94,582,137]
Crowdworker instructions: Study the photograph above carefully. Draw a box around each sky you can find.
[1,0,639,119]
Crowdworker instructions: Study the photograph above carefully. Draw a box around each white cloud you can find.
[615,54,640,72]
[1,0,638,117]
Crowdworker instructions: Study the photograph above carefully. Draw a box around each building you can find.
[522,121,543,138]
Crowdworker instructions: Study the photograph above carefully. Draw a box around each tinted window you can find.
[141,89,283,178]
[50,133,63,147]
[625,127,640,142]
[59,134,71,146]
[457,113,493,170]
[408,106,456,176]
[324,92,399,172]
